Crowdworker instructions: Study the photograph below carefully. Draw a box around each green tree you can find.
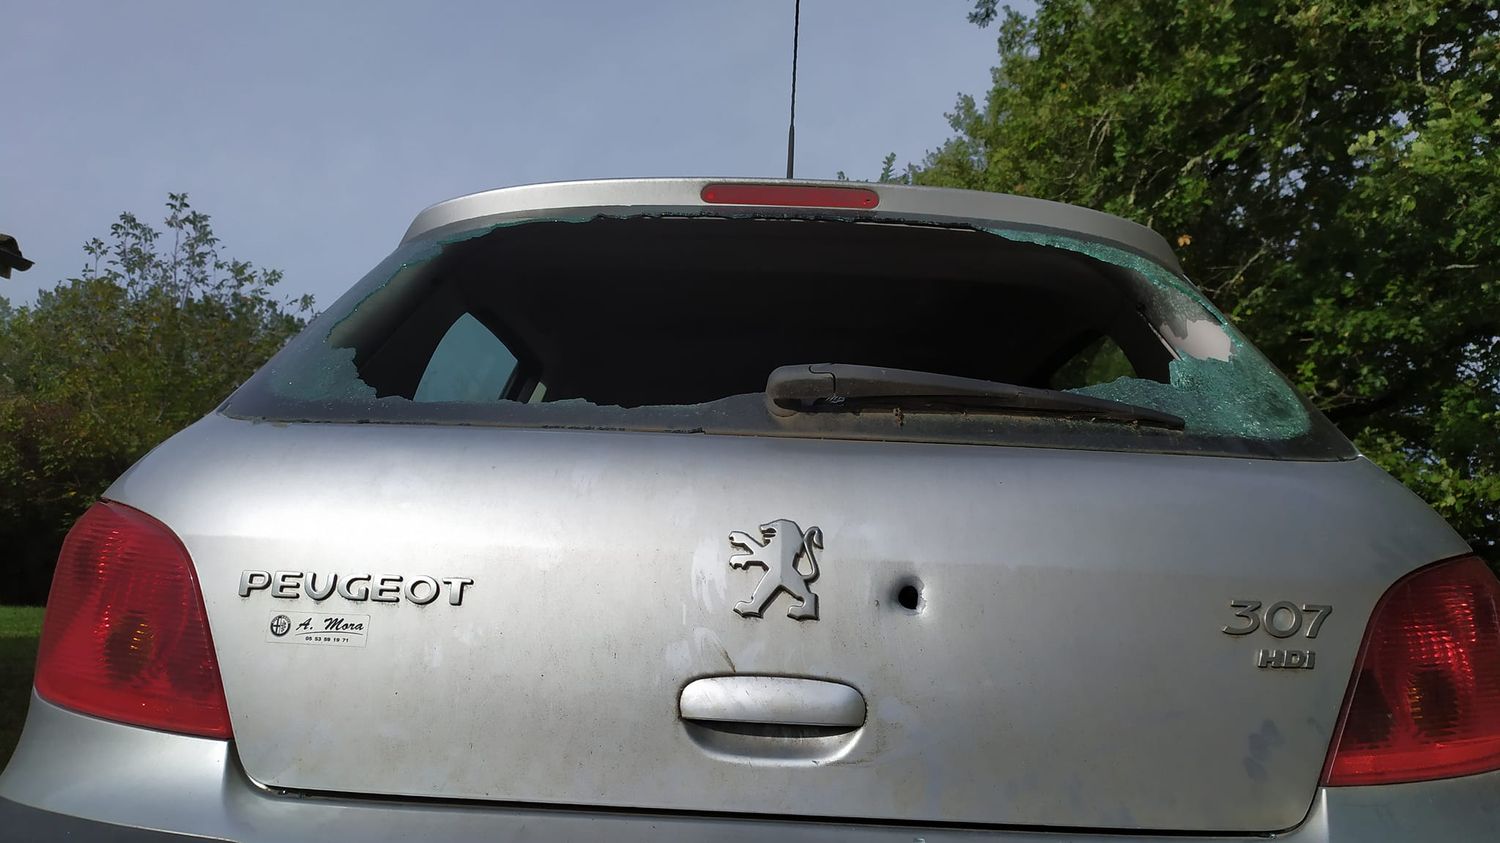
[913,0,1500,551]
[0,195,311,601]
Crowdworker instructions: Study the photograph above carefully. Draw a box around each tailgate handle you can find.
[679,676,866,728]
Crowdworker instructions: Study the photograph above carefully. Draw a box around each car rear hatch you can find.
[110,184,1468,833]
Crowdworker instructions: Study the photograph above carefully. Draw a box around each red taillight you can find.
[700,183,879,209]
[35,501,232,739]
[1323,555,1500,785]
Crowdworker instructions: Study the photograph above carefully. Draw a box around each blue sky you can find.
[1,1,1011,308]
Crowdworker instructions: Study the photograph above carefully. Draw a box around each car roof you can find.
[401,178,1183,273]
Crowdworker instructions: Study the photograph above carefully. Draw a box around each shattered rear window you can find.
[986,228,1311,441]
[223,213,1352,460]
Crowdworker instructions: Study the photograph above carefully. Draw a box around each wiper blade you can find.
[766,363,1185,430]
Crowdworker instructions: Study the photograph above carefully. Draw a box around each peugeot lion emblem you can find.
[728,519,823,621]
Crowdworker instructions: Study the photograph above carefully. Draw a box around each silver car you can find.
[4,179,1498,841]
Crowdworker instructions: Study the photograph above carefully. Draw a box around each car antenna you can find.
[785,0,800,179]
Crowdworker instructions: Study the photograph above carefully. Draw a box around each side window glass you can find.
[413,313,518,402]
[1050,334,1136,390]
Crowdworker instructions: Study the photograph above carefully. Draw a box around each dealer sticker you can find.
[266,612,369,647]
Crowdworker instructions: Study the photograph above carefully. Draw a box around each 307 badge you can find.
[1221,600,1332,671]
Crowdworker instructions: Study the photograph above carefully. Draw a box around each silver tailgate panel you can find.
[105,414,1466,832]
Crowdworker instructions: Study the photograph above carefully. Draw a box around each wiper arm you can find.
[766,363,1185,430]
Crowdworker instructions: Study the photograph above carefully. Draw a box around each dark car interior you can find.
[330,216,1174,408]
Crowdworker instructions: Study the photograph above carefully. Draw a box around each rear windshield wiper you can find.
[766,363,1185,430]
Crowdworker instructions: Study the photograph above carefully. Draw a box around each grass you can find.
[0,607,43,770]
